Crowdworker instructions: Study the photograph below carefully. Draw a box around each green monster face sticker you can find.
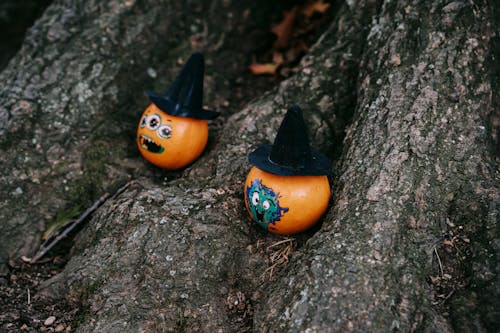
[245,179,288,230]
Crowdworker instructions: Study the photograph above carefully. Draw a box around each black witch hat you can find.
[145,52,218,120]
[248,105,332,176]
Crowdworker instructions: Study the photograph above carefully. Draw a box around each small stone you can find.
[146,67,157,78]
[12,187,23,196]
[44,316,56,326]
[55,324,65,332]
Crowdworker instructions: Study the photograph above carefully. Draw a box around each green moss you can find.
[42,205,81,240]
[67,139,114,206]
[82,140,110,178]
[69,280,103,329]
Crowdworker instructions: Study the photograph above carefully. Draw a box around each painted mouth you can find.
[138,134,164,153]
[255,211,264,222]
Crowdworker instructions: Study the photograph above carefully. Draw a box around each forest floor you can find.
[0,254,74,332]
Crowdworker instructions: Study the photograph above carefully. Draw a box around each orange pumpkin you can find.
[244,166,330,235]
[136,103,208,169]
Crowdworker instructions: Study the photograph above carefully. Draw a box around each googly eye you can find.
[157,124,172,139]
[147,114,161,130]
[140,115,148,128]
[252,192,259,205]
[262,200,270,210]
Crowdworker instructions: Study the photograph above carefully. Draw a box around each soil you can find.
[0,256,75,333]
[428,219,474,319]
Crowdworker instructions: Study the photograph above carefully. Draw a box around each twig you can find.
[262,238,296,281]
[111,180,138,200]
[266,237,295,250]
[38,218,76,250]
[443,289,455,301]
[29,181,133,264]
[434,246,444,277]
[29,192,110,263]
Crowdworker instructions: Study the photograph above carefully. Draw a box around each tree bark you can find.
[0,0,52,70]
[257,1,498,332]
[1,0,498,332]
[0,0,280,259]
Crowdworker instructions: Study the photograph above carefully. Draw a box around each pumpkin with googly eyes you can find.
[137,103,210,169]
[244,105,332,235]
[136,52,218,170]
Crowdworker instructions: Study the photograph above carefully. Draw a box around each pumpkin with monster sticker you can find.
[136,53,218,169]
[244,105,332,235]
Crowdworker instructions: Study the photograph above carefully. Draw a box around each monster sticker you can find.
[137,112,173,154]
[245,179,289,230]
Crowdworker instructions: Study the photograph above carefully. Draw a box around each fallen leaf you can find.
[42,206,80,240]
[272,6,298,50]
[249,63,278,75]
[272,51,284,66]
[302,0,331,18]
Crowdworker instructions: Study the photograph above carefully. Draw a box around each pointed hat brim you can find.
[145,90,219,120]
[249,145,332,176]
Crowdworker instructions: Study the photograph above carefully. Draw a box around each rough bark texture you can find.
[1,0,498,332]
[0,0,281,260]
[37,11,355,330]
[0,0,53,71]
[257,1,498,332]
